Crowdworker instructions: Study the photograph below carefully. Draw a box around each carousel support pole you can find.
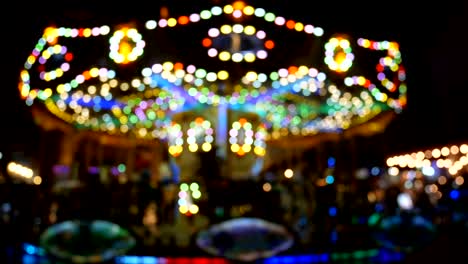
[77,135,94,184]
[215,102,228,178]
[37,128,53,189]
[216,102,228,160]
[57,129,82,182]
[150,143,162,187]
[126,143,136,182]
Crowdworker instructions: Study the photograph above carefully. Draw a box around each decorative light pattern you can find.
[384,143,468,204]
[254,123,267,156]
[345,38,407,110]
[324,36,354,72]
[168,122,184,157]
[167,117,214,157]
[109,27,146,64]
[387,143,468,178]
[203,24,271,62]
[18,2,407,145]
[178,182,202,215]
[38,44,72,81]
[187,117,214,153]
[227,118,266,157]
[229,118,255,156]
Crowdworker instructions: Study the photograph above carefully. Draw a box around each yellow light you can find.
[243,5,254,15]
[221,25,232,34]
[43,88,53,99]
[33,176,42,185]
[231,144,240,152]
[254,147,265,156]
[244,25,256,35]
[219,51,231,61]
[179,205,188,214]
[189,144,198,152]
[202,142,212,152]
[167,18,177,27]
[294,22,304,32]
[189,204,199,214]
[217,70,229,80]
[83,28,92,37]
[162,62,174,71]
[241,144,251,153]
[223,4,234,14]
[244,53,256,62]
[339,38,350,49]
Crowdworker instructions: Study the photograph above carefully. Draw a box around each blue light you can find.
[142,256,158,264]
[330,229,338,243]
[115,256,140,264]
[327,157,336,167]
[263,256,281,264]
[264,254,330,263]
[280,256,295,263]
[23,244,37,255]
[22,255,37,264]
[375,203,384,212]
[328,206,337,217]
[450,189,460,200]
[371,166,380,176]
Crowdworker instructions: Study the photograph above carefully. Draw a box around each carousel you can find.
[18,0,406,183]
[16,1,407,262]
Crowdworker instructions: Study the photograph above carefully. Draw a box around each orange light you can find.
[82,70,91,80]
[160,6,169,18]
[335,52,347,65]
[178,16,189,25]
[264,40,274,49]
[202,38,212,47]
[195,117,204,124]
[119,41,133,64]
[288,66,298,74]
[286,20,295,29]
[232,1,246,10]
[174,62,184,71]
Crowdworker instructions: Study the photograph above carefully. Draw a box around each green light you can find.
[117,164,126,172]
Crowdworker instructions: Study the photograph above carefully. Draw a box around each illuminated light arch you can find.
[168,122,184,157]
[203,24,272,62]
[178,182,202,215]
[324,36,354,73]
[168,117,214,157]
[187,117,214,153]
[109,27,146,64]
[229,118,255,156]
[38,44,73,82]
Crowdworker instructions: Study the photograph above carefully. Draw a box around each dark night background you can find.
[2,1,468,157]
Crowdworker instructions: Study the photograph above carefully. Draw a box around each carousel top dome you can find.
[17,1,406,150]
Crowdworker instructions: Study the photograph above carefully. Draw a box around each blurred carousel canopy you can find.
[17,1,406,158]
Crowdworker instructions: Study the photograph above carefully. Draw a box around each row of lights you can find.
[7,162,42,185]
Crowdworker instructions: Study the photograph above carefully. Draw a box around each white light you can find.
[397,192,413,210]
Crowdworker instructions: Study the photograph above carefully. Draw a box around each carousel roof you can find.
[17,1,407,147]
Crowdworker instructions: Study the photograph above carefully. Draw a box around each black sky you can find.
[2,1,468,156]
